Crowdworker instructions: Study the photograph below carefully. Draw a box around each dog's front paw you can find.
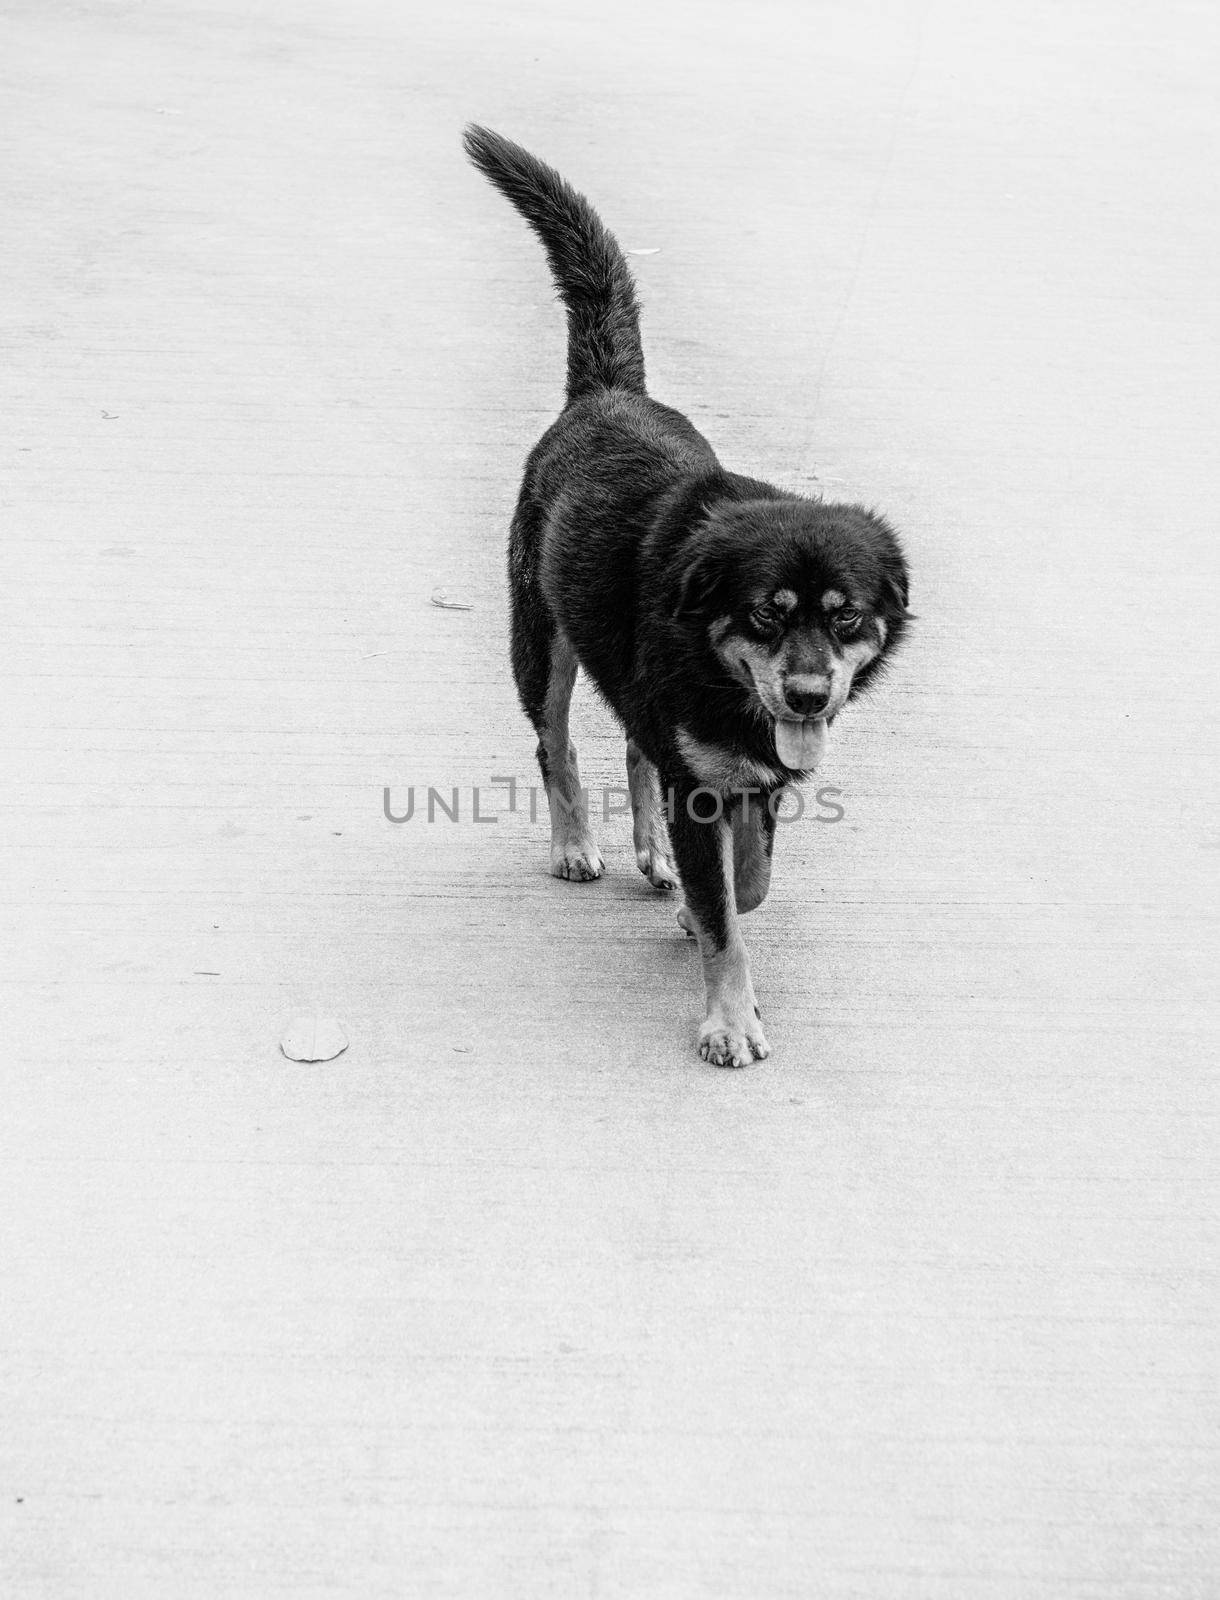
[550,840,604,881]
[637,846,677,891]
[676,903,697,937]
[698,1009,770,1068]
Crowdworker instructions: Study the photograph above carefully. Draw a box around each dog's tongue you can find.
[774,716,827,770]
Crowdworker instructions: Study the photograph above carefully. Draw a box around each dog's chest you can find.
[676,729,784,795]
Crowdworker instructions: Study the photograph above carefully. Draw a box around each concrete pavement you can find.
[2,1,1217,1595]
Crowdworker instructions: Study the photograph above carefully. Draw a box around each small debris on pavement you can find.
[430,588,474,610]
[281,1016,349,1063]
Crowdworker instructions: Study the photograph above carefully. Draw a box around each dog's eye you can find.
[833,608,863,635]
[750,604,783,632]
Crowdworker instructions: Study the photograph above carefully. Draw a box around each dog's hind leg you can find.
[509,497,602,881]
[626,740,677,891]
[513,611,603,883]
[536,629,604,880]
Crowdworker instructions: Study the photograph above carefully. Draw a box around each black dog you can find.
[464,125,911,1066]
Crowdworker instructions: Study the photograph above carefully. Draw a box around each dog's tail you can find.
[463,124,646,402]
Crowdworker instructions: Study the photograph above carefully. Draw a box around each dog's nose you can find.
[783,677,830,717]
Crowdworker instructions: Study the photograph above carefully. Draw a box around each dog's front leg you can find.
[731,788,777,914]
[666,781,770,1067]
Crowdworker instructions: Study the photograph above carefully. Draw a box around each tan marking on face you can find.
[875,616,888,645]
[773,588,798,612]
[677,728,782,794]
[713,632,789,718]
[821,589,846,611]
[708,615,735,647]
[841,634,881,671]
[827,632,882,712]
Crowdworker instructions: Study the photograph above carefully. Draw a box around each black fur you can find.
[464,125,912,1062]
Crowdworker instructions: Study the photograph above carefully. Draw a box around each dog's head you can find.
[672,497,911,767]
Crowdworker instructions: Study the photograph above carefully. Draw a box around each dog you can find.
[463,125,911,1067]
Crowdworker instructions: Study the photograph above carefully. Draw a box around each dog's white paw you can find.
[698,1011,770,1068]
[637,846,677,891]
[550,840,604,881]
[676,903,697,937]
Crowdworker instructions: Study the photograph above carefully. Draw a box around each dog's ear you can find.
[880,558,912,619]
[673,551,726,620]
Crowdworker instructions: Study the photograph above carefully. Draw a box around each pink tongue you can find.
[774,717,827,770]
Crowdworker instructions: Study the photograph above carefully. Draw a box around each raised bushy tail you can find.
[463,124,646,402]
